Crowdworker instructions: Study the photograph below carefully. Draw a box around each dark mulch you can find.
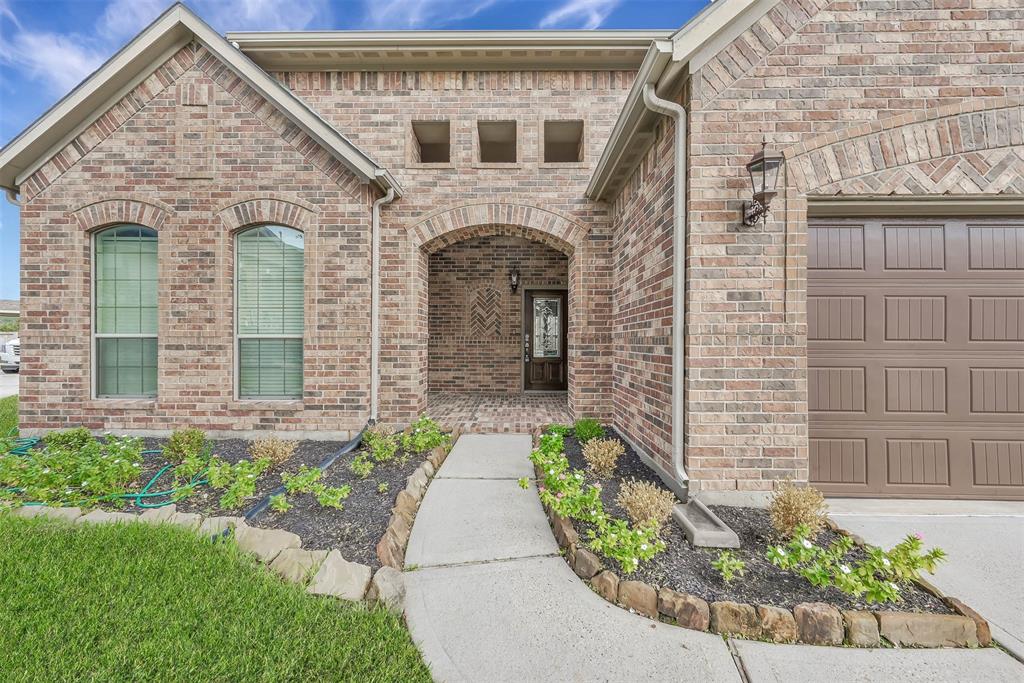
[253,448,425,567]
[119,438,343,517]
[563,430,951,613]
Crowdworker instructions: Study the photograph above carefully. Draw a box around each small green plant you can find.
[163,428,208,464]
[350,454,374,478]
[712,550,746,583]
[766,525,947,603]
[544,423,571,437]
[377,481,389,494]
[281,465,322,494]
[315,485,352,510]
[400,416,449,454]
[573,418,603,444]
[269,493,292,513]
[364,426,399,463]
[517,477,529,490]
[206,456,273,510]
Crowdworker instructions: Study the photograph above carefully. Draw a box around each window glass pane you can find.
[533,298,561,358]
[239,338,303,399]
[96,338,157,398]
[237,226,304,335]
[95,225,158,335]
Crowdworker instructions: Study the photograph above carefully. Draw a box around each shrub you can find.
[281,465,322,494]
[249,436,297,465]
[400,416,449,454]
[768,480,828,540]
[163,428,208,464]
[615,479,676,531]
[573,418,603,444]
[269,493,291,513]
[712,551,746,583]
[204,456,273,510]
[544,423,571,437]
[767,525,947,604]
[364,425,399,463]
[581,437,624,478]
[350,454,374,478]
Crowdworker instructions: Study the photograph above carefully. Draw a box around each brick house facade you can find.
[2,1,1021,500]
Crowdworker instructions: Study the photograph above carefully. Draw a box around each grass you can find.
[0,515,431,682]
[0,395,16,435]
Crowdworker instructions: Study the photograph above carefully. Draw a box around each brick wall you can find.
[428,234,568,393]
[19,44,373,438]
[279,70,632,423]
[682,0,1024,494]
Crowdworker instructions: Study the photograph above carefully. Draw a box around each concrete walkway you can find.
[403,434,1024,682]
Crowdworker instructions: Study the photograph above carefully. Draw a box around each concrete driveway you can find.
[830,499,1024,662]
[0,370,17,398]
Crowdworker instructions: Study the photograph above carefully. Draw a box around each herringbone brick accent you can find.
[469,287,503,339]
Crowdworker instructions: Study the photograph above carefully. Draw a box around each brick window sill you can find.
[84,398,156,410]
[229,399,304,411]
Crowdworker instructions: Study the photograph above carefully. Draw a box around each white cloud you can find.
[0,0,331,98]
[359,0,498,29]
[539,0,620,29]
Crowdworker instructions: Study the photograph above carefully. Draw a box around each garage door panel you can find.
[809,217,1024,500]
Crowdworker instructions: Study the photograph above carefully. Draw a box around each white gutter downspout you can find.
[370,185,396,423]
[642,83,689,502]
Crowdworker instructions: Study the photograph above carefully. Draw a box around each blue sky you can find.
[0,0,706,300]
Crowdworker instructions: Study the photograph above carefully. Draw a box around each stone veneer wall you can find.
[18,43,373,437]
[681,0,1024,494]
[428,234,568,394]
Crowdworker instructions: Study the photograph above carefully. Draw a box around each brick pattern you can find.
[426,391,570,434]
[428,234,567,394]
[679,0,1024,493]
[18,45,373,438]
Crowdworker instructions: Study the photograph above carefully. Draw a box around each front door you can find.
[524,289,567,391]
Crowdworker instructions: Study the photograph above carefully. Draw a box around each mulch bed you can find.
[563,429,951,613]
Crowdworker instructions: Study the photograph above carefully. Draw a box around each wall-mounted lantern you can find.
[743,138,785,226]
[509,267,520,293]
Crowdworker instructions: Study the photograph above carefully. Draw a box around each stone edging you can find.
[8,434,462,617]
[530,430,991,650]
[376,428,462,573]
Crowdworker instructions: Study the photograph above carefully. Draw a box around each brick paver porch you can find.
[426,391,570,434]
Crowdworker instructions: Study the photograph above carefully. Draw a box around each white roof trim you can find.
[0,3,401,196]
[587,0,770,200]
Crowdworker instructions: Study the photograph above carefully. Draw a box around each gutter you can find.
[370,173,398,422]
[641,83,690,503]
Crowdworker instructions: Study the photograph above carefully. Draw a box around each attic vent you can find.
[412,121,451,163]
[544,120,584,163]
[478,121,517,163]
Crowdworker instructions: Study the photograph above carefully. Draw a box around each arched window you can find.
[236,225,304,399]
[94,225,158,397]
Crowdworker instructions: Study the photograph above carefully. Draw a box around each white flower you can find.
[113,459,121,464]
[882,558,890,567]
[633,558,639,565]
[81,481,88,487]
[839,564,851,574]
[890,582,899,591]
[776,547,786,556]
[801,539,813,549]
[548,469,555,475]
[42,468,50,474]
[575,473,583,480]
[641,544,648,551]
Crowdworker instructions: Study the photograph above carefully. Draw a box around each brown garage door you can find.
[808,217,1024,500]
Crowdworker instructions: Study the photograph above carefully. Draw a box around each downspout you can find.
[641,83,689,502]
[4,186,24,207]
[370,185,396,423]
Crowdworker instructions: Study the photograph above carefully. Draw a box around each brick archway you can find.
[410,202,586,254]
[214,195,318,232]
[70,197,172,232]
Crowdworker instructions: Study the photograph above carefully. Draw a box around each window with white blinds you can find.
[94,225,158,397]
[236,225,304,399]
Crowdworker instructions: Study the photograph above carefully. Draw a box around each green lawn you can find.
[0,395,15,435]
[0,515,431,682]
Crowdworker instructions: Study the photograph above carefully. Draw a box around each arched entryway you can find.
[415,218,581,432]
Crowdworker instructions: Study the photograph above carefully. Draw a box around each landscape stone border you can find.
[8,430,461,617]
[530,429,990,650]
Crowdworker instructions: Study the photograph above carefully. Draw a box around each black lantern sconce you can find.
[742,138,785,226]
[509,267,520,293]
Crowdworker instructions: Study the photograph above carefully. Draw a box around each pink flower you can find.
[538,486,546,493]
[914,532,923,540]
[556,492,565,499]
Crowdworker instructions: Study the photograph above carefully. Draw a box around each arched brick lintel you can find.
[215,197,318,232]
[412,202,585,255]
[70,197,172,232]
[783,98,1024,194]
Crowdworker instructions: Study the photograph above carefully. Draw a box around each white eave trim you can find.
[0,2,402,197]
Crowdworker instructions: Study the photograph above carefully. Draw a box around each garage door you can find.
[808,217,1024,500]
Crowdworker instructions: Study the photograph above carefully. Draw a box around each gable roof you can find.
[0,3,401,197]
[587,0,776,200]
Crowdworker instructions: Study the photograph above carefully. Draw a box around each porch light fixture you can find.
[742,138,785,226]
[509,267,520,293]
